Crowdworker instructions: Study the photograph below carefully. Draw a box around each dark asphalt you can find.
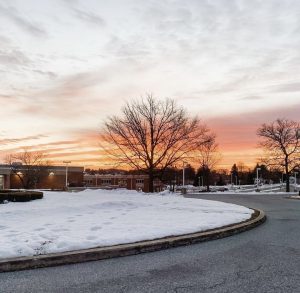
[1,194,299,293]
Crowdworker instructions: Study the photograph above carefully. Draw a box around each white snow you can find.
[0,189,253,259]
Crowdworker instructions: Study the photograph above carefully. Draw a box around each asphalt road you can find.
[1,194,300,293]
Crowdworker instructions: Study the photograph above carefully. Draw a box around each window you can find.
[136,179,144,184]
[0,175,4,190]
[118,179,127,186]
[101,179,111,185]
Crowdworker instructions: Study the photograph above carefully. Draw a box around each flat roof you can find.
[84,174,149,179]
[0,164,84,175]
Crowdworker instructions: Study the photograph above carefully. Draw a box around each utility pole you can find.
[63,161,71,189]
[294,171,298,189]
[183,161,187,187]
[256,167,261,189]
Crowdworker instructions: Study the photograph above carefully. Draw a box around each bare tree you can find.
[196,133,221,191]
[5,149,50,189]
[102,95,213,192]
[257,118,300,192]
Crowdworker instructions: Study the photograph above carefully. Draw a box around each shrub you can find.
[30,191,43,200]
[0,193,8,203]
[0,190,43,203]
[8,192,31,202]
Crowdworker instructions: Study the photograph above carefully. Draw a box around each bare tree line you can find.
[102,95,216,192]
[2,95,299,193]
[102,95,299,192]
[257,119,300,192]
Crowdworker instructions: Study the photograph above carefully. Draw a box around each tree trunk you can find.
[149,171,154,193]
[285,158,290,192]
[206,169,210,192]
[286,172,290,192]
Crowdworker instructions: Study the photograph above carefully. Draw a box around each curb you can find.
[285,196,300,200]
[0,209,266,273]
[191,192,298,196]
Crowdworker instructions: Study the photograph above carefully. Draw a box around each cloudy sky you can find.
[1,0,300,169]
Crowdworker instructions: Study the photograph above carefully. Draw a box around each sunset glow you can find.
[1,0,299,170]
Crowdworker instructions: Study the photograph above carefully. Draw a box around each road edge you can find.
[0,209,266,273]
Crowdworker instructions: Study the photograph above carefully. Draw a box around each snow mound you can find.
[0,189,253,258]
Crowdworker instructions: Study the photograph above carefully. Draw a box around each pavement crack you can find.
[172,278,227,292]
[173,285,194,293]
[236,265,263,279]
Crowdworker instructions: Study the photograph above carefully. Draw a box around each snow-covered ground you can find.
[192,184,299,194]
[0,189,253,259]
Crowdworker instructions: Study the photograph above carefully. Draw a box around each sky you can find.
[1,0,300,170]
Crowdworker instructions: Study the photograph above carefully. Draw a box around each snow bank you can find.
[0,189,253,258]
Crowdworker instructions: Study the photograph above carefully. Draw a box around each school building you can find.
[0,164,84,190]
[83,174,164,193]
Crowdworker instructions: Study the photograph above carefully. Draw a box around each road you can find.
[1,194,299,293]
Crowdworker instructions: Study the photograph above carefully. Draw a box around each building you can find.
[83,174,164,193]
[0,164,84,190]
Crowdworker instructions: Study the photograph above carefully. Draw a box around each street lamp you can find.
[174,165,177,192]
[294,171,298,186]
[256,167,261,189]
[182,161,187,187]
[63,161,71,189]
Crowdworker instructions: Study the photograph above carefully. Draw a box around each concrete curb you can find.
[0,209,266,273]
[193,192,298,196]
[285,196,300,200]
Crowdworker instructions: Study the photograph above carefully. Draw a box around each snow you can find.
[191,184,299,195]
[0,189,253,259]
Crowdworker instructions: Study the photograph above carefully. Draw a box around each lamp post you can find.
[63,161,71,189]
[294,171,298,186]
[174,165,177,190]
[182,161,187,187]
[256,167,261,189]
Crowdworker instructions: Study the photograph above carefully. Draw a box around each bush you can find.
[8,192,31,202]
[0,193,8,203]
[0,190,43,203]
[0,189,15,193]
[30,191,43,200]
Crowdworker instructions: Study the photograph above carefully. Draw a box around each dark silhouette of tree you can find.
[236,162,249,185]
[216,175,225,186]
[102,95,212,192]
[161,166,177,191]
[253,163,270,185]
[195,133,220,191]
[230,164,239,185]
[180,163,195,186]
[257,118,300,192]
